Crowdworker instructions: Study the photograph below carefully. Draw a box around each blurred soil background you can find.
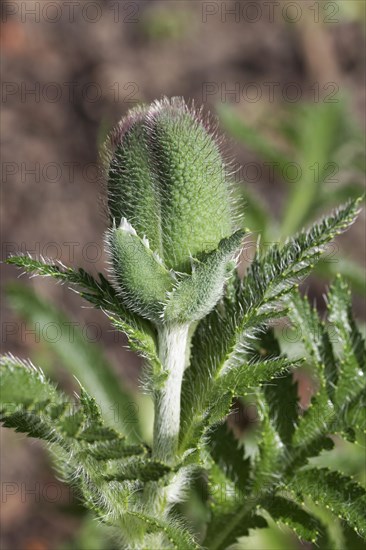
[1,1,365,549]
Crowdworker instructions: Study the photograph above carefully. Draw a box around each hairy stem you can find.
[153,323,189,463]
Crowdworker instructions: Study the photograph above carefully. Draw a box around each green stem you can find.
[141,324,189,528]
[153,323,189,463]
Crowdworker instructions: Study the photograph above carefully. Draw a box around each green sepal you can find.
[164,230,244,323]
[107,218,174,322]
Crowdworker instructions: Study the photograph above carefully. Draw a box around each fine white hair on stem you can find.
[153,323,190,464]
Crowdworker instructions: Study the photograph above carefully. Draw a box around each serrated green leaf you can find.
[287,468,366,538]
[327,275,366,406]
[219,357,298,396]
[0,354,68,442]
[263,496,325,542]
[292,387,335,448]
[86,439,147,461]
[209,423,251,492]
[0,354,63,409]
[205,510,267,550]
[250,329,300,447]
[288,292,336,452]
[0,355,151,528]
[104,456,170,483]
[180,201,360,453]
[287,284,366,471]
[288,290,333,380]
[6,283,142,437]
[125,510,200,549]
[342,521,366,550]
[205,464,267,550]
[251,393,283,492]
[5,256,158,364]
[106,312,162,380]
[287,435,335,474]
[335,388,366,443]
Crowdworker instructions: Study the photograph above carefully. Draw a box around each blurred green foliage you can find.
[6,283,145,437]
[139,6,192,42]
[59,514,117,550]
[218,99,365,294]
[337,0,366,23]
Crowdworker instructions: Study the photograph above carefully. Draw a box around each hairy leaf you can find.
[209,423,251,492]
[6,283,140,435]
[6,256,159,365]
[180,201,360,453]
[125,510,200,549]
[327,275,366,406]
[287,468,366,538]
[263,496,324,542]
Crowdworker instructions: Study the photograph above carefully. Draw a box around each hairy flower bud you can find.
[104,97,243,324]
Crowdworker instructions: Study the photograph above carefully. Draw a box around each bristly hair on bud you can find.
[102,97,244,325]
[102,97,241,268]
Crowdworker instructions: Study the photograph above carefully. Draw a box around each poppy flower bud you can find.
[104,97,243,324]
